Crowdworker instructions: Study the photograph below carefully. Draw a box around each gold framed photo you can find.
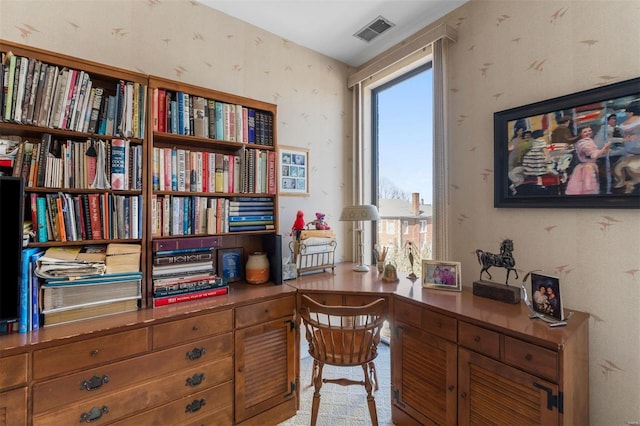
[421,260,462,291]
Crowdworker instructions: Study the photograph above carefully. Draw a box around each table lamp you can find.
[340,204,380,272]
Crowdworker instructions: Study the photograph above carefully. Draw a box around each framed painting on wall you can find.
[278,146,309,196]
[494,77,640,209]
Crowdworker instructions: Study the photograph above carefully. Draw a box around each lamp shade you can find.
[339,204,380,222]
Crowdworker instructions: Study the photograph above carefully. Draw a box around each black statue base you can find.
[473,280,520,304]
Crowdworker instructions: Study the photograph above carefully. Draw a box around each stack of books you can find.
[228,197,274,232]
[152,236,228,307]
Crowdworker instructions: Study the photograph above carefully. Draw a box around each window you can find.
[420,220,427,233]
[386,221,395,234]
[373,63,433,274]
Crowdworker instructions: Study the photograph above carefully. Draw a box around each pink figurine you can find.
[312,212,330,230]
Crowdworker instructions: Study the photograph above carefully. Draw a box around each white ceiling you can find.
[196,0,468,67]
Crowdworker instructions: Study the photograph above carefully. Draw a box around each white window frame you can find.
[345,25,456,266]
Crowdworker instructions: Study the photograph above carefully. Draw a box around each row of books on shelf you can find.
[151,87,273,145]
[151,146,276,195]
[150,196,275,237]
[152,242,228,308]
[1,52,146,138]
[27,192,143,243]
[12,244,142,331]
[11,135,142,190]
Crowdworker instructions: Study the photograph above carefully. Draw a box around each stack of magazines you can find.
[34,245,142,326]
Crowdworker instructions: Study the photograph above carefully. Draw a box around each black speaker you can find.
[264,234,283,285]
[0,176,25,324]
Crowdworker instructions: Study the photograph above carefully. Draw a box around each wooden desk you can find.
[289,263,589,426]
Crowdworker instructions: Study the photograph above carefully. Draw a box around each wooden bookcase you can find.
[145,76,279,302]
[0,40,148,312]
[1,42,297,426]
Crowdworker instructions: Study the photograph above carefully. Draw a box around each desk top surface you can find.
[289,263,589,349]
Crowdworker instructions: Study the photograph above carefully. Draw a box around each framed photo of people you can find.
[494,77,640,209]
[530,271,564,321]
[421,260,462,292]
[278,146,309,196]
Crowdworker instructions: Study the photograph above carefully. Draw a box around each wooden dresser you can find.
[0,284,296,426]
[291,264,590,426]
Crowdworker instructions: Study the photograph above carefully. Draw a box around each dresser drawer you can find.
[394,299,422,328]
[422,308,457,342]
[0,387,27,425]
[153,309,233,349]
[33,333,232,414]
[458,322,500,359]
[33,358,232,426]
[0,352,28,389]
[504,336,559,382]
[33,328,149,379]
[235,295,295,328]
[110,381,233,426]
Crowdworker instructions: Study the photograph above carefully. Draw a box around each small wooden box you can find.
[473,280,520,304]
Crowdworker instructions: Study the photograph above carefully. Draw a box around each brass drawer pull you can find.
[186,347,206,360]
[186,373,205,387]
[185,398,206,413]
[80,375,109,391]
[80,405,109,423]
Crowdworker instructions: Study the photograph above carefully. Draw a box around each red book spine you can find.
[88,193,102,240]
[153,286,228,307]
[158,89,166,133]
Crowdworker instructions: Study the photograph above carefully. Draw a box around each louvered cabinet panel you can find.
[393,323,457,425]
[235,315,295,423]
[458,348,558,426]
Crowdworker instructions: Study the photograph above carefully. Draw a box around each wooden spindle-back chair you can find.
[299,294,387,426]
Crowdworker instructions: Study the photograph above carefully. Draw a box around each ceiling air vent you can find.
[354,16,395,43]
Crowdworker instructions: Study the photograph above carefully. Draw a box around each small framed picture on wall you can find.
[279,146,309,196]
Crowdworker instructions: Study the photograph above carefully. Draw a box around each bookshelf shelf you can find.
[1,40,148,317]
[146,76,278,302]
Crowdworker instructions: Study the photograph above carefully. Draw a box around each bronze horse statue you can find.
[476,239,519,285]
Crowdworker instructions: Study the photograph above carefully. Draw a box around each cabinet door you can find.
[458,348,559,426]
[393,323,457,425]
[0,388,27,426]
[234,316,296,423]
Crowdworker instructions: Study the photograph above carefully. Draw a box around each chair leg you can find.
[362,364,379,426]
[310,361,324,426]
[368,360,379,391]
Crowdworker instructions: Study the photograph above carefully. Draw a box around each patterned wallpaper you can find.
[2,0,639,424]
[442,1,640,424]
[0,0,354,265]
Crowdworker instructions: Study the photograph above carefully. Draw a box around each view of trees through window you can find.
[373,63,433,278]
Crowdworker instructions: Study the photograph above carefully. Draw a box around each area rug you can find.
[278,343,392,426]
